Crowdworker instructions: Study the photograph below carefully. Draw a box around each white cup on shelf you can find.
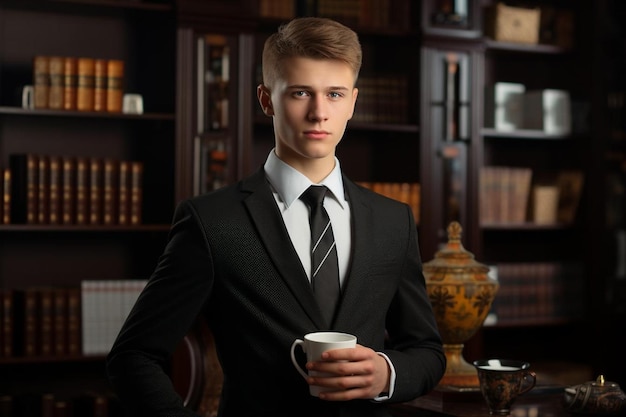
[122,94,144,114]
[21,85,34,109]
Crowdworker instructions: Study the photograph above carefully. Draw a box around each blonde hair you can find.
[261,17,362,89]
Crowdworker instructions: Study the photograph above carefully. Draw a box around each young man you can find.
[107,17,445,417]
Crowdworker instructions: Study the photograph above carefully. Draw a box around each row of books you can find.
[3,153,143,226]
[0,392,119,417]
[479,166,584,225]
[258,0,408,30]
[0,287,81,358]
[352,76,410,125]
[32,55,125,113]
[357,181,420,224]
[488,262,585,323]
[0,280,146,358]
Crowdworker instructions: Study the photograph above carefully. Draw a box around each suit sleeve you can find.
[106,200,212,417]
[382,204,446,402]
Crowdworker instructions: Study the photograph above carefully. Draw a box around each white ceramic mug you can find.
[290,331,357,397]
[122,93,144,114]
[22,85,34,109]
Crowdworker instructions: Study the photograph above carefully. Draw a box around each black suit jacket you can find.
[106,169,445,417]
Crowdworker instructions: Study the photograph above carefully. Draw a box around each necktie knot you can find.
[300,185,327,209]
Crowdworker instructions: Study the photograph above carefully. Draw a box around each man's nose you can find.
[308,96,329,121]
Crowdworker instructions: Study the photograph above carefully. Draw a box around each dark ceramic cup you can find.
[473,359,537,415]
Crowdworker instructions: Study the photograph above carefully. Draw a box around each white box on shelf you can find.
[523,89,572,135]
[484,82,525,131]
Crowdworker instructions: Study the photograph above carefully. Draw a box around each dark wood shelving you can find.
[0,106,175,121]
[0,354,106,365]
[0,0,177,405]
[480,222,575,231]
[484,39,570,54]
[52,0,173,11]
[3,0,173,12]
[483,317,578,329]
[482,128,571,140]
[0,224,171,232]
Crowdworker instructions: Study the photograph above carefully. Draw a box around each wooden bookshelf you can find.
[0,0,175,413]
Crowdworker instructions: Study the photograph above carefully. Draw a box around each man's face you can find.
[259,57,358,171]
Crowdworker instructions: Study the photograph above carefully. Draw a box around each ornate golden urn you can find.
[423,221,499,387]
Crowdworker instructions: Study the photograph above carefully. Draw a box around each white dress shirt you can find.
[263,149,396,401]
[264,150,351,285]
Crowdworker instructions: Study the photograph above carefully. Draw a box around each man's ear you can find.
[256,84,274,116]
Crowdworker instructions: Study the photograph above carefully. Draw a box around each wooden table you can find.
[391,385,571,417]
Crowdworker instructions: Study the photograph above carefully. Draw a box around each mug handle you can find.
[22,85,34,110]
[519,371,537,395]
[290,339,308,380]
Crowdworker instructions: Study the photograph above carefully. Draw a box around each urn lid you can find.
[423,221,490,276]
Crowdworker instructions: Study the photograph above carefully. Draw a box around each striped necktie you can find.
[300,185,340,325]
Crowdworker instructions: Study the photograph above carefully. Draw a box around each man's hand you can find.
[305,344,390,401]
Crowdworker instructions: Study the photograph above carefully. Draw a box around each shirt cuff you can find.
[372,352,396,401]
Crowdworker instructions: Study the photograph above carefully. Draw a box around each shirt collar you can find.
[264,149,347,209]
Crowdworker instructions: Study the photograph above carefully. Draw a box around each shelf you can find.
[0,106,175,121]
[0,224,171,232]
[482,128,570,140]
[480,222,575,231]
[2,0,173,12]
[0,354,106,365]
[483,317,579,328]
[52,0,173,11]
[484,39,570,55]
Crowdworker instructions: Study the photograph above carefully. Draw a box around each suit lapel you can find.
[241,170,326,328]
[334,179,375,326]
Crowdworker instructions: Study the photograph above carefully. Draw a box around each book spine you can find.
[93,59,108,112]
[37,155,50,224]
[76,58,95,112]
[75,157,89,225]
[39,288,54,356]
[103,159,119,225]
[1,169,9,225]
[62,156,76,225]
[118,160,131,225]
[63,57,78,111]
[89,158,103,225]
[33,56,50,109]
[130,161,143,225]
[1,290,13,357]
[52,288,67,356]
[66,287,81,356]
[48,156,62,225]
[48,56,64,109]
[106,60,124,112]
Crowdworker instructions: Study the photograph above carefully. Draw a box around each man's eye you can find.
[329,92,343,98]
[293,91,309,97]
